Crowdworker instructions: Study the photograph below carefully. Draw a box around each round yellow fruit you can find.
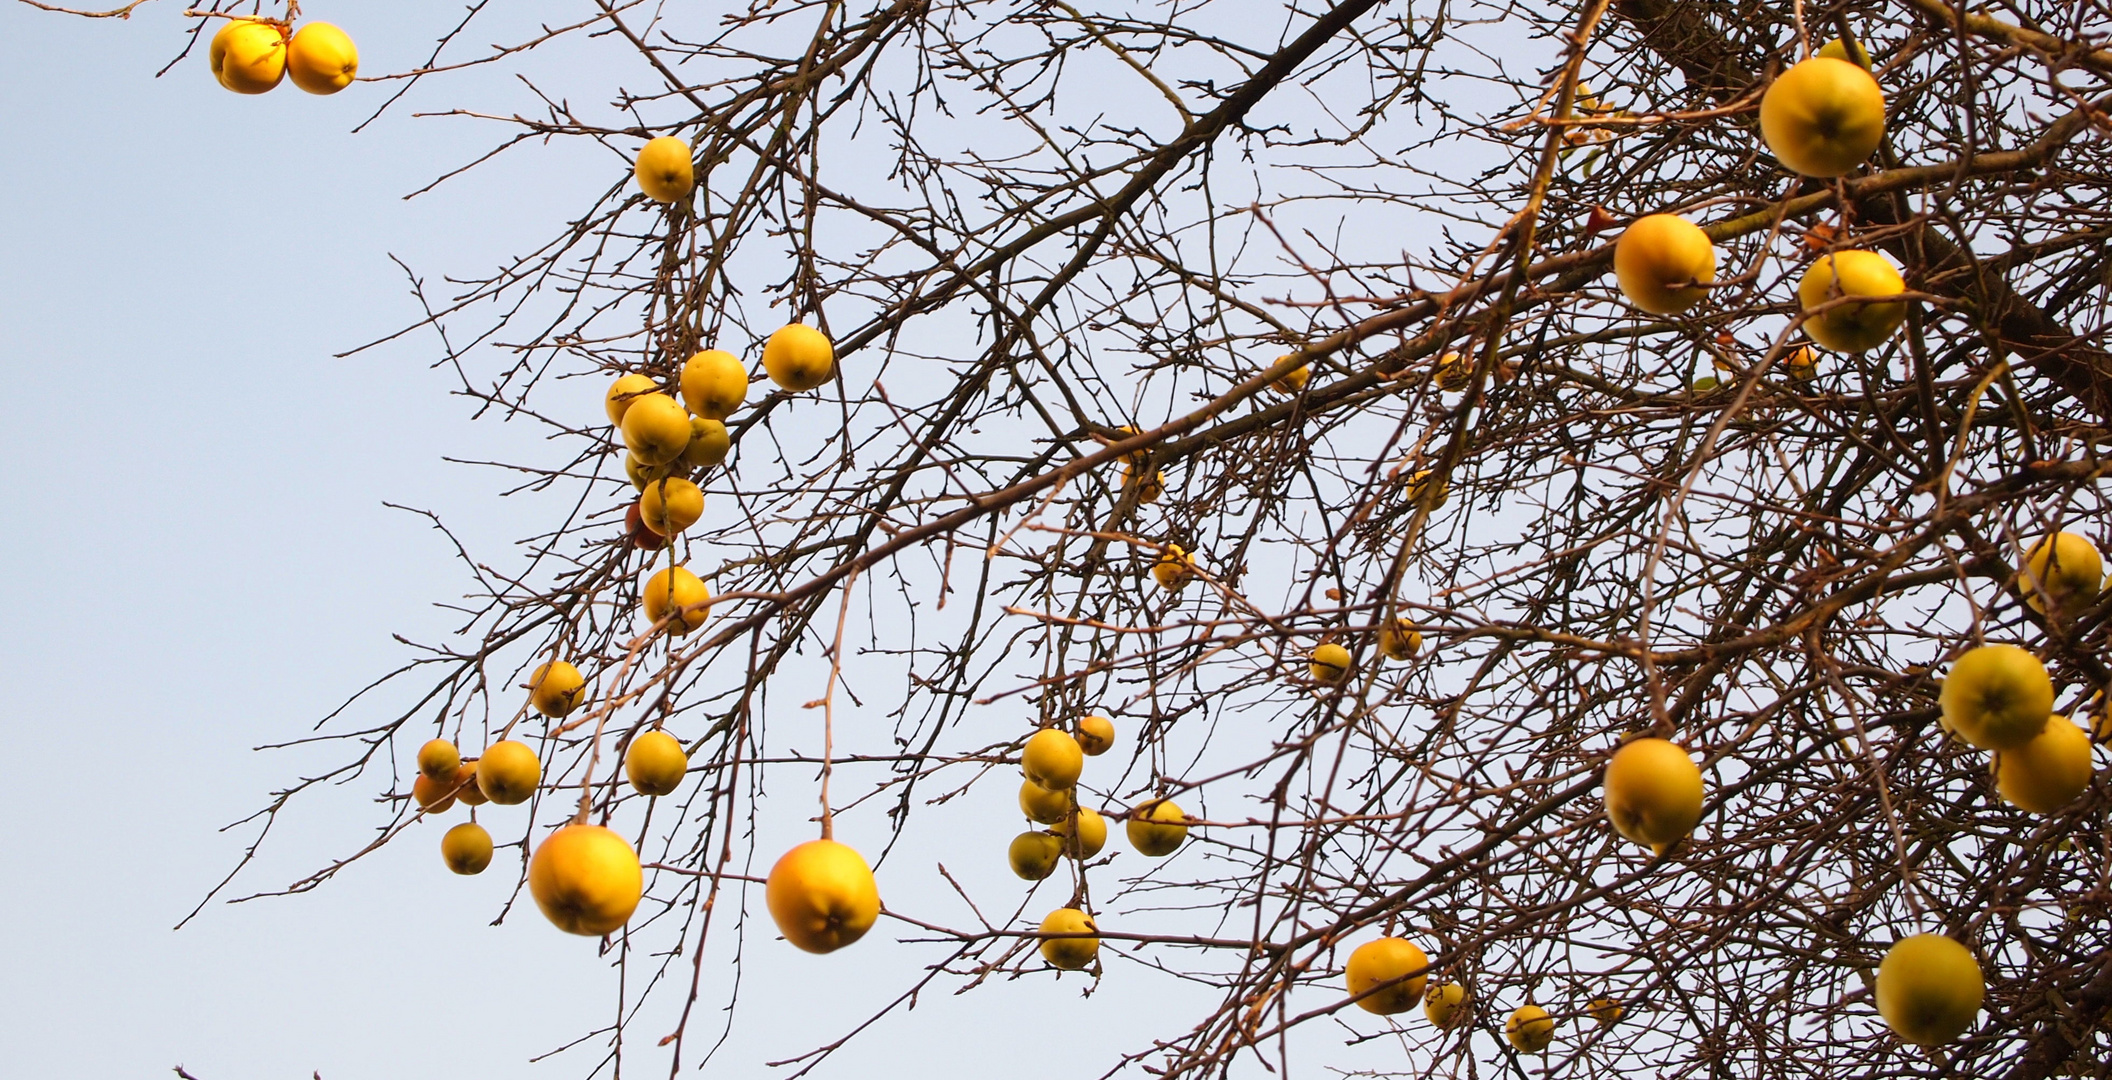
[285,22,358,95]
[1345,937,1429,1015]
[1613,214,1717,315]
[1126,798,1188,857]
[1122,463,1165,504]
[1604,737,1704,852]
[1506,1004,1555,1052]
[640,477,704,536]
[625,730,689,797]
[441,822,493,875]
[605,373,659,425]
[1022,729,1084,790]
[1817,36,1872,67]
[1378,618,1422,662]
[1785,344,1819,380]
[766,839,881,953]
[1153,544,1196,592]
[1271,360,1311,394]
[417,738,461,782]
[1589,996,1623,1025]
[642,565,711,634]
[1434,352,1471,392]
[620,393,692,466]
[680,349,748,420]
[1798,251,1907,352]
[1424,983,1468,1028]
[1310,643,1353,684]
[624,452,681,492]
[1019,779,1072,825]
[1038,907,1099,970]
[412,772,458,814]
[215,20,286,94]
[1053,806,1107,859]
[1407,469,1449,509]
[453,762,488,806]
[1759,57,1886,178]
[1996,715,2093,814]
[2022,531,2103,617]
[680,418,731,470]
[1876,934,1983,1046]
[1940,644,2053,751]
[762,323,836,391]
[528,660,586,719]
[477,739,542,805]
[1074,715,1116,756]
[634,137,695,204]
[1008,831,1064,880]
[529,823,643,936]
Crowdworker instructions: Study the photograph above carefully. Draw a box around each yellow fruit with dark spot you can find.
[1019,779,1071,825]
[215,20,286,94]
[1153,544,1196,592]
[529,823,643,936]
[766,839,880,953]
[1996,715,2093,814]
[1038,907,1098,970]
[634,137,695,204]
[1507,1005,1555,1052]
[1022,729,1084,790]
[642,565,711,634]
[1589,996,1623,1025]
[1345,937,1429,1015]
[412,773,457,814]
[1310,643,1353,684]
[620,393,692,466]
[625,730,688,796]
[528,660,586,718]
[1424,983,1468,1028]
[1378,619,1422,662]
[286,22,358,94]
[680,349,748,420]
[1614,214,1717,315]
[476,739,541,805]
[1760,57,1886,178]
[442,822,493,875]
[2022,532,2103,618]
[417,738,461,782]
[1876,934,1983,1046]
[1053,806,1107,859]
[1604,737,1704,852]
[640,476,704,536]
[680,418,730,470]
[1798,251,1906,352]
[1074,715,1116,755]
[1008,831,1063,880]
[1126,798,1187,856]
[1940,644,2053,751]
[605,373,659,424]
[763,323,836,391]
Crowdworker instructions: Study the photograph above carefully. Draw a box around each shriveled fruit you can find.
[1019,779,1072,825]
[1613,214,1717,314]
[1506,1004,1555,1052]
[642,565,711,634]
[605,373,659,424]
[1310,643,1353,684]
[1038,907,1099,970]
[1798,251,1906,352]
[620,393,692,466]
[417,738,461,782]
[634,137,695,204]
[1008,831,1064,880]
[528,660,586,718]
[1424,983,1468,1028]
[640,476,704,536]
[1127,798,1187,856]
[1759,57,1886,178]
[1074,715,1116,756]
[1022,728,1084,790]
[285,22,358,94]
[1345,937,1429,1015]
[1995,715,2093,814]
[2021,531,2103,618]
[766,839,880,953]
[681,349,748,420]
[625,730,689,797]
[477,739,541,805]
[441,822,493,875]
[529,823,643,936]
[1876,934,1983,1046]
[1604,737,1704,853]
[1052,806,1107,859]
[1940,644,2053,751]
[624,501,667,550]
[762,323,835,391]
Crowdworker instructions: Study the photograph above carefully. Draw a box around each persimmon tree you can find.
[34,0,2112,1076]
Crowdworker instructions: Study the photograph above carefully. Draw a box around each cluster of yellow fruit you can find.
[1307,618,1424,686]
[1344,934,1624,1051]
[1611,43,1904,371]
[207,18,357,95]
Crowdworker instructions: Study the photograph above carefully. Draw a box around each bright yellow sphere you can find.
[1053,806,1107,859]
[1038,907,1099,970]
[412,772,457,814]
[1378,619,1422,662]
[1022,729,1084,790]
[1760,57,1886,177]
[1424,983,1468,1028]
[642,565,711,634]
[1798,251,1907,352]
[216,20,286,94]
[1007,831,1064,880]
[605,373,659,425]
[680,417,731,470]
[1019,779,1072,825]
[1153,544,1196,592]
[1074,715,1116,756]
[1126,798,1188,857]
[1876,934,1983,1045]
[1784,344,1819,380]
[680,349,749,420]
[640,477,705,536]
[620,393,693,466]
[529,824,643,936]
[452,762,488,806]
[1434,351,1471,392]
[766,839,881,953]
[417,738,461,782]
[625,730,689,796]
[1613,214,1717,315]
[1940,644,2053,751]
[634,137,695,204]
[2023,531,2103,618]
[1345,937,1429,1015]
[476,739,541,805]
[1310,643,1353,684]
[286,22,358,95]
[1997,715,2093,814]
[1506,1005,1555,1052]
[1604,737,1704,852]
[1589,996,1624,1026]
[441,822,493,875]
[762,323,836,391]
[1271,361,1311,394]
[1817,37,1873,67]
[528,660,586,719]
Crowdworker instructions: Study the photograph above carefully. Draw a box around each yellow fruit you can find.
[1424,983,1468,1028]
[762,323,835,391]
[1940,644,2053,751]
[529,823,643,936]
[1759,57,1886,178]
[476,739,541,805]
[285,22,358,94]
[1153,544,1196,592]
[1019,779,1072,825]
[624,452,681,492]
[1818,36,1872,67]
[680,417,731,470]
[417,738,461,782]
[642,565,711,634]
[1126,798,1187,857]
[1589,996,1623,1026]
[412,772,457,814]
[624,730,688,796]
[1407,469,1449,509]
[1022,729,1084,790]
[453,762,488,806]
[634,137,695,204]
[528,660,586,719]
[1345,937,1429,1015]
[1506,1005,1555,1052]
[680,349,748,420]
[2022,532,2103,617]
[766,839,880,953]
[441,822,493,875]
[1310,643,1353,684]
[207,20,244,85]
[1785,344,1819,380]
[1271,359,1311,394]
[1434,352,1471,392]
[1604,737,1704,852]
[605,373,659,425]
[620,393,692,466]
[1007,831,1063,880]
[216,20,286,94]
[1111,424,1148,468]
[1876,934,1983,1046]
[1053,807,1107,859]
[1378,619,1422,662]
[640,477,705,536]
[1613,214,1717,315]
[1038,907,1099,970]
[1798,251,1907,352]
[1122,463,1165,504]
[1074,715,1116,756]
[1996,715,2093,814]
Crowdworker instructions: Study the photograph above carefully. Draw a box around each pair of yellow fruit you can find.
[208,19,357,95]
[1308,619,1425,685]
[1941,642,2096,814]
[1614,214,1906,352]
